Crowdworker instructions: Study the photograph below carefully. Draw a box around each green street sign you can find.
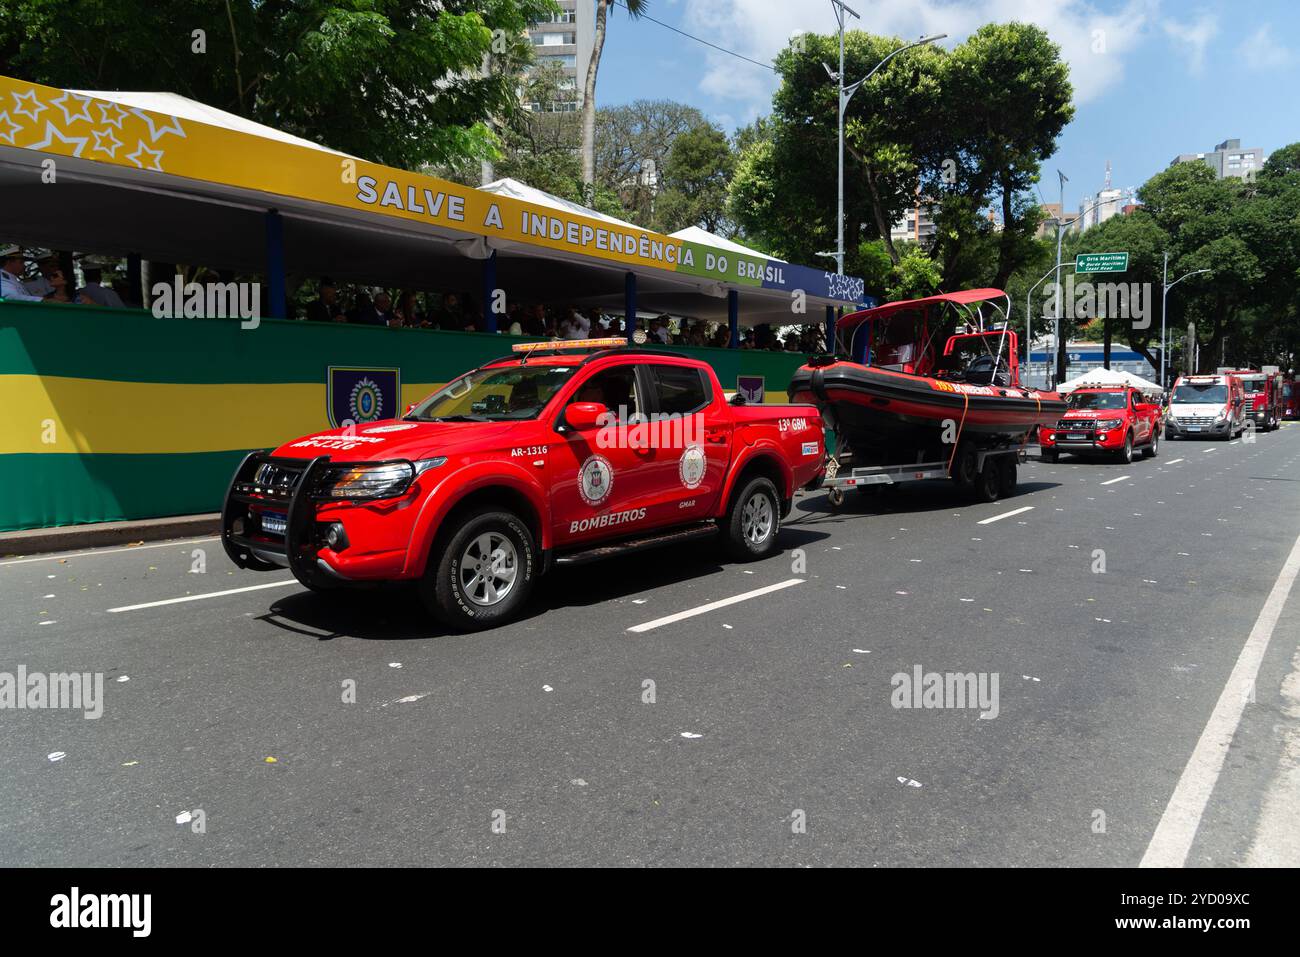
[1075,252,1129,274]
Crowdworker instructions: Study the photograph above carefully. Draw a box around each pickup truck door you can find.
[641,362,731,522]
[546,363,676,549]
[1131,392,1150,441]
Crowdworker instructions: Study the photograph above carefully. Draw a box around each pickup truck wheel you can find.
[724,477,780,561]
[420,509,536,631]
[1118,432,1134,463]
[1143,429,1159,458]
[974,460,1002,503]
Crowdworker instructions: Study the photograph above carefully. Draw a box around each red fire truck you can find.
[1221,367,1284,431]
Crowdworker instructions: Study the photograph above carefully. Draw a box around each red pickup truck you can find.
[222,339,825,630]
[1039,385,1162,463]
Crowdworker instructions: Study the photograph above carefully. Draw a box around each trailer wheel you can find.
[1041,450,1058,464]
[951,446,979,491]
[998,460,1018,496]
[974,460,1002,503]
[827,488,845,510]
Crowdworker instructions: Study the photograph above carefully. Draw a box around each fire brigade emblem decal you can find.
[679,445,707,489]
[327,366,401,429]
[578,454,614,506]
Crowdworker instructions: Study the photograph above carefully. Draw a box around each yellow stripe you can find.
[0,375,443,454]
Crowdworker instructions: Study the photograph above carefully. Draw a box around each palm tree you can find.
[581,0,648,198]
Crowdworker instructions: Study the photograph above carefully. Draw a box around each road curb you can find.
[0,513,221,558]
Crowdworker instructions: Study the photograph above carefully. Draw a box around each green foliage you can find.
[655,123,736,234]
[886,246,943,301]
[0,0,558,169]
[728,22,1072,291]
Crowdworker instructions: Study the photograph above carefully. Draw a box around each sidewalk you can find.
[0,513,221,558]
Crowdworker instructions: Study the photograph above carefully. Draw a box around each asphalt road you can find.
[3,425,1300,867]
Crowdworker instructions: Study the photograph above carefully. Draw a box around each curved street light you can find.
[1160,253,1211,387]
[825,1,945,277]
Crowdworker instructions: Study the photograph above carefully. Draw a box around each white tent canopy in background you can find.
[1057,367,1163,393]
[479,178,641,231]
[668,225,779,262]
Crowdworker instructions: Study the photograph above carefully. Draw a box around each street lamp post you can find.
[1024,261,1075,387]
[1160,254,1210,388]
[826,2,944,277]
[1042,194,1116,388]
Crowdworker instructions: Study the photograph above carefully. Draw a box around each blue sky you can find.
[596,0,1299,212]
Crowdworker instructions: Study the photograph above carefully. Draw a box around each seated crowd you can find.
[1,248,825,356]
[1,246,132,308]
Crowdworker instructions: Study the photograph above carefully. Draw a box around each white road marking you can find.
[1099,475,1130,486]
[976,506,1034,525]
[627,578,804,633]
[1140,528,1300,868]
[106,578,297,613]
[0,536,220,567]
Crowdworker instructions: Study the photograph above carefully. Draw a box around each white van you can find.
[1166,374,1245,440]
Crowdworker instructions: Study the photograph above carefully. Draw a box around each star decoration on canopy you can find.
[129,108,186,143]
[28,121,89,157]
[126,139,164,171]
[12,88,47,123]
[50,91,95,125]
[90,127,124,158]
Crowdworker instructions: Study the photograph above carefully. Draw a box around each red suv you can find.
[222,341,825,629]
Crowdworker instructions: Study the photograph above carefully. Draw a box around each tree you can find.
[926,24,1073,290]
[0,0,555,169]
[654,124,736,234]
[581,0,647,194]
[728,24,1071,293]
[593,99,708,223]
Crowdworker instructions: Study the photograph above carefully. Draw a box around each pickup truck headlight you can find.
[1096,418,1123,429]
[320,458,445,499]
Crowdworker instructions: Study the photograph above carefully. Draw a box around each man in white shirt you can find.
[0,246,46,302]
[77,257,126,308]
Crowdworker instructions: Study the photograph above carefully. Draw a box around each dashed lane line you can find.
[1100,475,1131,486]
[627,578,804,633]
[975,506,1035,526]
[107,579,298,613]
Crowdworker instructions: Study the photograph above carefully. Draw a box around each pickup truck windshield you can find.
[1067,392,1126,410]
[1172,383,1227,403]
[408,365,576,421]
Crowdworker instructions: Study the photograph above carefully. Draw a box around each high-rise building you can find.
[1076,161,1131,231]
[1170,138,1267,180]
[523,1,595,112]
[890,197,938,247]
[1035,203,1063,239]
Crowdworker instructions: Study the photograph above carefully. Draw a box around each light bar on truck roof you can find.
[510,337,628,354]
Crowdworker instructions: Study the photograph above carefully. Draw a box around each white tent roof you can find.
[1058,367,1162,393]
[72,89,353,157]
[478,177,640,230]
[669,225,780,262]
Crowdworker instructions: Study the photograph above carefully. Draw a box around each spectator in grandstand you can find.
[305,278,343,323]
[558,306,590,340]
[430,291,463,330]
[391,290,423,328]
[1,246,46,301]
[76,258,126,308]
[345,290,372,324]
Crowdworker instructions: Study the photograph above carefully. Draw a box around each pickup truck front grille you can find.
[1057,419,1096,431]
[251,461,305,493]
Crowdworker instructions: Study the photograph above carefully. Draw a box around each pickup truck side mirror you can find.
[565,401,609,431]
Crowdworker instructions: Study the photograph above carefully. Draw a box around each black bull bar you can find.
[220,451,416,588]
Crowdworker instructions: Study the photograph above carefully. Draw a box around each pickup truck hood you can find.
[271,418,523,461]
[1061,408,1122,419]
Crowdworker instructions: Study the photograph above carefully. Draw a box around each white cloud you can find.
[681,0,1155,118]
[1161,12,1219,74]
[1237,25,1295,71]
